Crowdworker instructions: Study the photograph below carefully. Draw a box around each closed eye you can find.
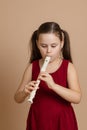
[40,44,47,48]
[51,43,58,48]
[40,43,58,48]
[51,45,57,48]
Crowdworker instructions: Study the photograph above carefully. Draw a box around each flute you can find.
[27,56,51,103]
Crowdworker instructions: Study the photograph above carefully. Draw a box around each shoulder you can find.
[23,63,32,78]
[25,60,39,72]
[63,59,75,70]
[63,59,77,76]
[68,62,76,73]
[67,61,79,82]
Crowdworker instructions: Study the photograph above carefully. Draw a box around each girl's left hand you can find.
[38,72,55,89]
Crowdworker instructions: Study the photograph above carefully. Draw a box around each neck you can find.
[39,57,63,73]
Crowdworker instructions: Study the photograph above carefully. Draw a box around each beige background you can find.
[0,0,87,130]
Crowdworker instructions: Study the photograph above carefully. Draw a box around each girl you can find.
[14,22,82,130]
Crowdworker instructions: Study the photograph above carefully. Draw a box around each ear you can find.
[61,32,64,49]
[61,40,64,49]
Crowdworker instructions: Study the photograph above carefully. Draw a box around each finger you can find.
[27,81,37,87]
[40,73,50,78]
[38,75,47,81]
[24,85,35,94]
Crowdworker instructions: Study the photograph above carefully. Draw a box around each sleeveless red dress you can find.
[26,59,78,130]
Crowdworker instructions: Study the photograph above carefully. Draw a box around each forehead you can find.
[38,33,60,43]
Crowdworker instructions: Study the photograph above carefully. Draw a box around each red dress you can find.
[26,59,78,130]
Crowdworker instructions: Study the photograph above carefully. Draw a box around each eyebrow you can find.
[40,42,58,45]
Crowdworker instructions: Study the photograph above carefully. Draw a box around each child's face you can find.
[37,33,64,62]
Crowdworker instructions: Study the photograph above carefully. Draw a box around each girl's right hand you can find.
[23,81,37,96]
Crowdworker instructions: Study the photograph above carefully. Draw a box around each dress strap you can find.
[32,60,40,80]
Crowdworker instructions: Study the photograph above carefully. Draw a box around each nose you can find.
[47,46,51,53]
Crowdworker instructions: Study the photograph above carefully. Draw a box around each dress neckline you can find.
[38,59,64,75]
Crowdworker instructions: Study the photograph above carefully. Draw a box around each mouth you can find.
[46,55,51,57]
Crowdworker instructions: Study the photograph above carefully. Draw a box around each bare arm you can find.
[14,63,37,103]
[38,62,82,104]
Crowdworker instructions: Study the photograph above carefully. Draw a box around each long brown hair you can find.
[29,22,72,63]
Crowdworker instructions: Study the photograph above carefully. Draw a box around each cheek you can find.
[39,48,47,57]
[53,47,61,57]
[54,47,61,53]
[40,46,48,52]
